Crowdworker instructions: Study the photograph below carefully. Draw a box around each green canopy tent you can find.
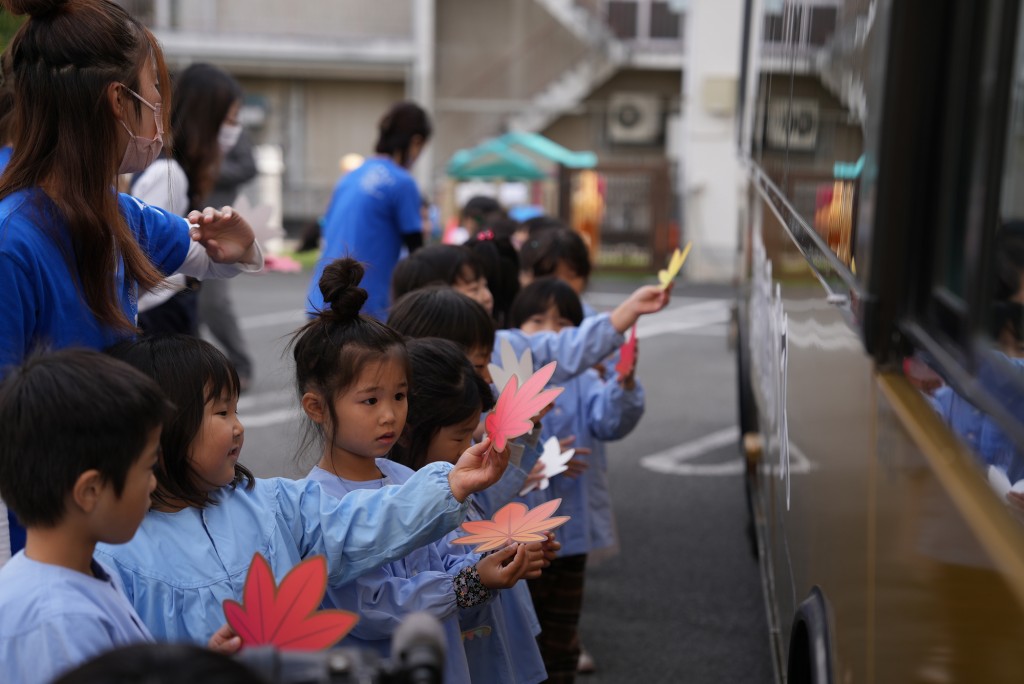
[446,132,598,222]
[446,131,597,180]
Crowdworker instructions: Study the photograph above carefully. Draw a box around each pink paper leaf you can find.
[484,361,564,452]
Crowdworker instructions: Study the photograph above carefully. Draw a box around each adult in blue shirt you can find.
[0,0,261,565]
[306,101,430,320]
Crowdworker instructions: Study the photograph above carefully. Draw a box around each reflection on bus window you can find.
[922,0,1024,522]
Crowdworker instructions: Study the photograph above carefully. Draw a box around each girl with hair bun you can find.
[305,334,542,684]
[96,273,512,644]
[305,101,431,320]
[0,0,263,563]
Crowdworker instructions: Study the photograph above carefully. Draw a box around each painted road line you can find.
[641,428,813,476]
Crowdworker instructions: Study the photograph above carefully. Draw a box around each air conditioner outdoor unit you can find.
[766,98,819,151]
[608,93,664,145]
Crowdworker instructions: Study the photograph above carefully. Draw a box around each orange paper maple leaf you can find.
[223,553,358,651]
[484,361,564,452]
[451,499,571,553]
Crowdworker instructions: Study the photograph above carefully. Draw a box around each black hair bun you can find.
[2,0,70,19]
[319,258,368,322]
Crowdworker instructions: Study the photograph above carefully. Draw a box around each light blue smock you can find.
[95,462,467,645]
[308,460,474,684]
[495,312,625,385]
[538,367,645,556]
[0,552,152,684]
[438,501,547,684]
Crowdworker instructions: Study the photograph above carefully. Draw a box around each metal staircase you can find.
[506,0,629,133]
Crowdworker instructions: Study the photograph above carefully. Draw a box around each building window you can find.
[607,1,639,39]
[650,1,683,40]
[808,6,838,46]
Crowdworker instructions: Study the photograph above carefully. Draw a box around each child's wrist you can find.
[447,470,468,502]
[454,565,491,608]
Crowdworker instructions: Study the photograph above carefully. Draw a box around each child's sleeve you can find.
[499,313,626,384]
[586,375,646,441]
[470,440,543,517]
[277,462,469,586]
[325,565,460,640]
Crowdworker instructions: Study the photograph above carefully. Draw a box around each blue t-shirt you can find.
[305,158,422,319]
[0,552,153,684]
[0,188,191,374]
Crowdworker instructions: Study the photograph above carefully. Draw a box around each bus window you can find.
[745,0,879,302]
[913,2,1024,524]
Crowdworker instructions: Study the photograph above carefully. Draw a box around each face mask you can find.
[117,84,163,175]
[218,122,243,153]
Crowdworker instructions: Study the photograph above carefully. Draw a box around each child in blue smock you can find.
[296,270,536,683]
[388,338,559,684]
[386,283,669,508]
[96,279,511,644]
[509,278,646,682]
[0,350,240,684]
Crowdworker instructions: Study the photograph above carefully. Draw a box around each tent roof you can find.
[447,131,597,180]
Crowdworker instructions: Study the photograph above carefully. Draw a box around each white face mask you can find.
[218,122,243,153]
[117,84,163,174]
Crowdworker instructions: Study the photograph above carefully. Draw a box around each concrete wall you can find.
[238,77,405,223]
[433,0,589,168]
[543,69,682,161]
[170,0,412,38]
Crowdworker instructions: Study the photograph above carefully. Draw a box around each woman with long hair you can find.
[131,63,247,337]
[0,0,262,563]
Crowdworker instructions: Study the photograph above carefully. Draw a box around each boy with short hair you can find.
[0,349,174,684]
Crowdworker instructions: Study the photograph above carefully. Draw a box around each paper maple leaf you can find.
[223,553,358,651]
[451,499,571,553]
[988,466,1024,500]
[657,242,692,289]
[484,361,564,452]
[488,338,535,393]
[519,437,576,496]
[615,324,638,377]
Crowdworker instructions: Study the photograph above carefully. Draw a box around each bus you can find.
[735,0,1024,681]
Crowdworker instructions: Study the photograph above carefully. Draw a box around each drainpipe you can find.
[411,0,436,196]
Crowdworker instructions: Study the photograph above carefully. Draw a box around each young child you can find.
[519,223,594,312]
[0,350,236,684]
[296,263,535,683]
[391,244,494,316]
[509,278,646,682]
[390,338,553,684]
[96,293,510,644]
[464,228,521,329]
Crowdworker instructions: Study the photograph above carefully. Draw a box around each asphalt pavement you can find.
[213,267,773,683]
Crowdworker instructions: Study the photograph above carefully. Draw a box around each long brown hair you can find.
[171,63,242,210]
[0,0,172,333]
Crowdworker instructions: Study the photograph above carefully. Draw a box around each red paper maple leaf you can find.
[615,324,638,377]
[484,361,564,452]
[223,553,358,651]
[451,499,571,553]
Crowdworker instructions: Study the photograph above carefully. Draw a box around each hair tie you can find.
[477,230,495,241]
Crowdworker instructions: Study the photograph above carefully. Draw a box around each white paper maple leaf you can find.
[488,338,535,393]
[987,465,1024,500]
[519,436,576,496]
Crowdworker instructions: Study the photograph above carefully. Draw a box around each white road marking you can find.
[640,428,814,477]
